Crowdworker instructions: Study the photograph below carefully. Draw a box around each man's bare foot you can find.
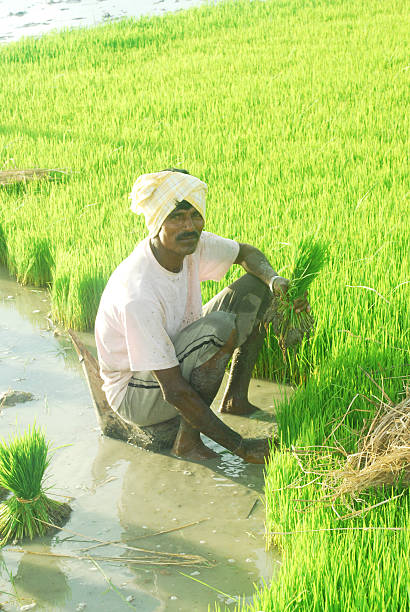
[171,438,218,461]
[171,418,219,461]
[219,398,260,415]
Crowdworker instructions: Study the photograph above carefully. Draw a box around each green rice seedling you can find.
[287,237,328,306]
[0,426,70,545]
[277,236,327,352]
[0,222,7,265]
[7,232,54,287]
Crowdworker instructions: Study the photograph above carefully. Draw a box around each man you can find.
[95,169,309,463]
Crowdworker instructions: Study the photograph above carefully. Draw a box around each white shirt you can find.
[95,231,239,409]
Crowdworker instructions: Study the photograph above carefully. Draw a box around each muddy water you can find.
[0,267,291,611]
[0,0,229,44]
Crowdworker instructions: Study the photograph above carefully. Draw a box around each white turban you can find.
[129,170,208,237]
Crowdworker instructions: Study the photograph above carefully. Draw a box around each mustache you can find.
[176,231,199,241]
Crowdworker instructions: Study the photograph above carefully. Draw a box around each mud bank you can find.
[0,267,291,611]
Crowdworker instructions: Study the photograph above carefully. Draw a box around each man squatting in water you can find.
[95,169,310,464]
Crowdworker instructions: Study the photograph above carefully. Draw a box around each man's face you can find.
[156,201,204,256]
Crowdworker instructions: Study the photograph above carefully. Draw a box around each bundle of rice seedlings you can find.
[0,426,71,545]
[277,236,327,351]
[333,395,410,497]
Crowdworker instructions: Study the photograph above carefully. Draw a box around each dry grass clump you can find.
[333,395,410,496]
[0,169,66,185]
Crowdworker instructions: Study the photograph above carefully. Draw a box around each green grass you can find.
[0,0,409,608]
[217,351,409,611]
[0,0,407,381]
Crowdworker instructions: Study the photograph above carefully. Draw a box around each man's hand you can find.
[293,292,311,314]
[270,275,289,296]
[235,437,277,464]
[271,276,311,315]
[153,365,245,453]
[234,243,311,318]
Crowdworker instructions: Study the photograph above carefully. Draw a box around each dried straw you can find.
[8,548,209,567]
[24,518,212,567]
[0,169,68,185]
[332,395,410,496]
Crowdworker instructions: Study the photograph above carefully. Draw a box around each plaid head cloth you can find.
[129,170,207,237]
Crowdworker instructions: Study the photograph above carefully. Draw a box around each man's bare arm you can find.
[153,366,241,451]
[153,366,271,462]
[235,243,310,313]
[235,243,286,291]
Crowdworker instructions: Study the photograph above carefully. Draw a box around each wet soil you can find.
[0,267,291,611]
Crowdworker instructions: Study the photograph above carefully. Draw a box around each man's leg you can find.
[203,274,273,416]
[171,327,237,460]
[205,273,313,415]
[220,322,267,415]
[118,311,240,458]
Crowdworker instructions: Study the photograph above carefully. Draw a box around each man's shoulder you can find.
[199,230,237,243]
[199,230,221,242]
[198,231,239,255]
[197,231,225,251]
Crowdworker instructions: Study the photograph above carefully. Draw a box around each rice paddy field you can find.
[0,0,409,610]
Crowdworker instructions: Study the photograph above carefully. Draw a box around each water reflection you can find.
[90,434,274,611]
[12,548,71,609]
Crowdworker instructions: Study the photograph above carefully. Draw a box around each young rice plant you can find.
[277,236,327,353]
[0,426,70,545]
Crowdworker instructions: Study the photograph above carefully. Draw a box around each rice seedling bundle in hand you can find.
[277,236,328,351]
[0,426,71,545]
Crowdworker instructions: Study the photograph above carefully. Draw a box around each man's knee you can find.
[200,311,237,345]
[233,273,270,298]
[191,313,237,372]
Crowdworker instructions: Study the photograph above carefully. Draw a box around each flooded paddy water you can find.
[0,266,291,611]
